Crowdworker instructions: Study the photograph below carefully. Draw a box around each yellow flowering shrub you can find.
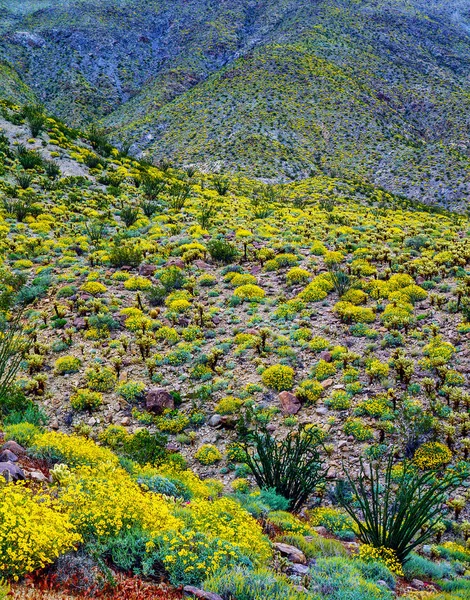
[195,444,222,465]
[80,281,107,295]
[57,465,181,539]
[413,442,452,470]
[124,276,153,290]
[358,544,404,577]
[233,284,265,301]
[262,364,295,391]
[189,497,272,565]
[32,431,119,467]
[0,481,81,580]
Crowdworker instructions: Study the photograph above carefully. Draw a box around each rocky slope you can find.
[0,0,469,206]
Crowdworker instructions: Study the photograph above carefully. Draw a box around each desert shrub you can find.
[109,244,143,267]
[295,379,324,404]
[80,281,107,295]
[214,396,244,415]
[204,566,311,600]
[32,431,119,467]
[239,421,326,511]
[339,455,467,563]
[122,429,168,465]
[70,388,103,411]
[286,267,311,285]
[195,444,222,465]
[325,390,351,410]
[313,359,336,381]
[413,441,452,470]
[124,276,152,291]
[233,284,265,301]
[85,366,117,391]
[402,552,453,581]
[4,422,41,447]
[117,380,146,403]
[137,474,191,501]
[207,238,238,263]
[0,482,81,580]
[344,418,373,441]
[309,506,355,537]
[309,557,393,599]
[278,533,347,559]
[55,355,81,374]
[261,364,295,391]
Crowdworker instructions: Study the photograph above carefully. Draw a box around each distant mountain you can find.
[1,0,469,207]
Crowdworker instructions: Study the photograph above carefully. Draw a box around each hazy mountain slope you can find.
[0,0,469,205]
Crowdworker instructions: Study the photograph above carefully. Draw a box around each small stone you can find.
[319,351,332,362]
[50,419,59,430]
[28,470,48,483]
[316,407,328,416]
[0,450,18,462]
[279,391,302,415]
[145,388,174,414]
[313,526,328,536]
[0,462,25,481]
[288,563,309,575]
[1,441,26,455]
[320,378,334,389]
[138,264,157,277]
[166,442,179,453]
[120,417,130,426]
[183,586,223,600]
[273,542,307,565]
[337,440,348,450]
[411,579,425,590]
[193,260,211,270]
[208,415,222,427]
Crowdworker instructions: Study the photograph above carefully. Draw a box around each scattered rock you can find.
[279,391,302,415]
[0,462,25,481]
[288,563,309,576]
[194,260,211,270]
[145,388,174,414]
[138,264,157,277]
[166,442,179,453]
[337,440,348,450]
[166,258,185,269]
[411,579,426,590]
[316,407,328,416]
[120,417,130,426]
[1,441,26,455]
[312,527,328,536]
[320,378,334,389]
[319,350,332,362]
[28,470,48,483]
[183,586,223,600]
[208,415,222,427]
[273,542,307,565]
[0,449,18,462]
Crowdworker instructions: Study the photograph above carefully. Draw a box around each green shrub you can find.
[70,388,103,411]
[309,557,393,599]
[55,356,81,375]
[109,245,142,267]
[402,553,453,581]
[205,566,312,600]
[207,239,238,263]
[4,422,41,447]
[85,366,117,392]
[240,422,326,511]
[117,381,146,403]
[339,455,467,563]
[277,533,347,559]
